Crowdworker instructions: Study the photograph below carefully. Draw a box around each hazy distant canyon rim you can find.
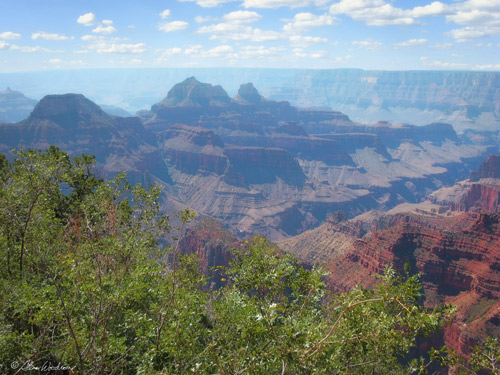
[1,68,499,132]
[1,73,500,240]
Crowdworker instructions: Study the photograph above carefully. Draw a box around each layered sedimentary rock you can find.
[179,217,239,288]
[0,78,494,239]
[323,211,500,358]
[0,87,37,123]
[3,69,499,132]
[279,156,500,358]
[430,155,500,212]
[0,93,170,184]
[266,69,500,132]
[136,78,490,238]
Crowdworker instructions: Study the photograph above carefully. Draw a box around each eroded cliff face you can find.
[135,78,491,239]
[470,155,500,181]
[321,211,500,357]
[429,155,500,212]
[178,217,239,288]
[0,93,170,185]
[266,69,500,132]
[280,157,500,359]
[0,79,494,239]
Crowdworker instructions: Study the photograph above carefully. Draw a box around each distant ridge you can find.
[0,87,37,123]
[0,68,498,131]
[0,78,496,240]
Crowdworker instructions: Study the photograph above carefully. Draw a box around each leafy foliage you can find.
[0,148,460,374]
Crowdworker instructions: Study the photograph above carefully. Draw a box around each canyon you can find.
[1,68,499,132]
[1,74,499,363]
[278,156,500,359]
[0,77,496,240]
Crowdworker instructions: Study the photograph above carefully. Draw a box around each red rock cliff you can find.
[325,211,500,358]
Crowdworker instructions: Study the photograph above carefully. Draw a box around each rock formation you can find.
[179,217,239,288]
[0,93,170,184]
[0,87,37,123]
[278,155,500,359]
[0,79,494,239]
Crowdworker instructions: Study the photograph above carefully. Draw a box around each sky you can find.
[0,0,499,72]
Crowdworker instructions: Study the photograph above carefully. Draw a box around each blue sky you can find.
[0,0,499,72]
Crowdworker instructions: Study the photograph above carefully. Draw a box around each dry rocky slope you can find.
[139,77,492,239]
[0,77,497,240]
[279,156,500,359]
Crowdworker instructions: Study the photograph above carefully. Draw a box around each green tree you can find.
[0,148,206,374]
[421,337,500,374]
[202,237,454,374]
[0,148,456,375]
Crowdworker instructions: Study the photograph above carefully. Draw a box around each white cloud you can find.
[73,50,89,54]
[431,42,453,49]
[293,48,307,57]
[448,10,500,27]
[331,54,352,63]
[198,23,282,41]
[251,29,283,41]
[310,50,329,58]
[419,56,468,69]
[0,32,22,40]
[243,0,331,8]
[156,48,184,64]
[238,45,286,59]
[32,32,73,41]
[93,25,117,34]
[448,26,497,41]
[88,42,147,54]
[393,38,427,48]
[330,0,414,26]
[158,21,189,32]
[77,12,97,26]
[293,48,329,58]
[289,35,328,47]
[156,47,183,56]
[223,10,261,24]
[10,45,63,53]
[49,58,62,64]
[0,41,11,50]
[474,63,500,70]
[409,2,452,18]
[329,0,450,27]
[79,13,117,35]
[179,0,236,7]
[352,39,382,50]
[444,0,500,41]
[180,44,238,59]
[195,16,217,23]
[203,45,235,58]
[160,9,171,19]
[283,12,336,32]
[184,45,203,55]
[197,9,284,42]
[475,42,493,47]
